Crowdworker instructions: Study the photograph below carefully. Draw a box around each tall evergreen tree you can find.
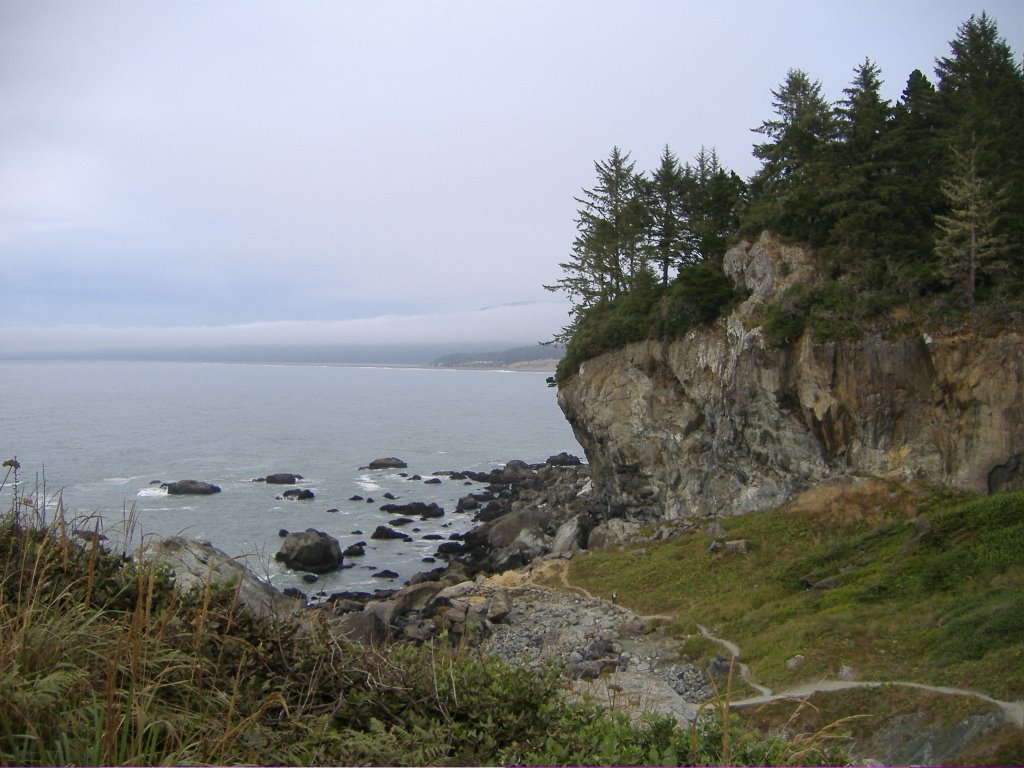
[934,140,1010,309]
[887,68,946,287]
[934,12,1024,277]
[824,59,900,285]
[545,147,648,341]
[685,147,745,263]
[642,145,690,285]
[746,69,836,244]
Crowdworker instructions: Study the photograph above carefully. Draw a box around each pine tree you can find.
[545,147,648,341]
[685,147,745,263]
[824,59,900,285]
[642,145,690,285]
[886,68,946,291]
[934,140,1009,310]
[746,69,836,243]
[935,12,1024,278]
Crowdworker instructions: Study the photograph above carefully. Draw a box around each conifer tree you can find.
[642,145,690,285]
[685,147,745,263]
[934,140,1009,309]
[746,69,836,243]
[824,59,900,285]
[545,147,648,341]
[886,68,946,290]
[935,12,1024,275]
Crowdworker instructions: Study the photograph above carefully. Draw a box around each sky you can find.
[1,0,1022,360]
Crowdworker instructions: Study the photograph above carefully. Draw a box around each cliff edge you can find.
[557,232,1024,528]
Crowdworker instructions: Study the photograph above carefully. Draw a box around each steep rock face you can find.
[557,233,1024,522]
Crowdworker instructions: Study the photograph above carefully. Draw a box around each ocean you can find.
[1,360,582,595]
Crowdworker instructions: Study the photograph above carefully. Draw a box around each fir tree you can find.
[934,140,1009,310]
[642,145,690,285]
[545,147,648,341]
[935,12,1024,275]
[746,69,836,243]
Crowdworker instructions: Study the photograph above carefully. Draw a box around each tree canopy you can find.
[547,13,1023,379]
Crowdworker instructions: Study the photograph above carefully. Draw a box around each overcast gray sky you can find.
[2,0,1021,358]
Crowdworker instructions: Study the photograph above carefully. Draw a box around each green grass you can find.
[570,482,1024,701]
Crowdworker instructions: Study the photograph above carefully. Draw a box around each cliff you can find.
[557,233,1024,528]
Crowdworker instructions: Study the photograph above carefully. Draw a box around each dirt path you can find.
[505,557,1024,728]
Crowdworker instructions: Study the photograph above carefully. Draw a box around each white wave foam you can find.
[136,487,167,498]
[356,474,381,492]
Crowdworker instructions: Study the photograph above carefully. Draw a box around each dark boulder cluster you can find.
[437,456,595,574]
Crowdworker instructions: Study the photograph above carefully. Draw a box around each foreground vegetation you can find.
[0,462,848,766]
[569,481,1024,763]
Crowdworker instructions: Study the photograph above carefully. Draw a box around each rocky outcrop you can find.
[275,529,343,573]
[363,457,408,470]
[557,232,1024,524]
[144,537,299,620]
[163,479,221,495]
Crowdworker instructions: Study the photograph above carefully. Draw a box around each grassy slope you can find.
[569,480,1024,701]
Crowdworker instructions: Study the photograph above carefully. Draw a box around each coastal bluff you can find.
[557,232,1024,526]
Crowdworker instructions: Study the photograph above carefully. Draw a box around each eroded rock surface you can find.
[557,232,1024,523]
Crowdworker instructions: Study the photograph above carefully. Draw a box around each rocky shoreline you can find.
[144,454,721,724]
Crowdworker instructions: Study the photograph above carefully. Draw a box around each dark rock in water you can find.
[389,517,414,527]
[327,508,339,514]
[349,494,364,501]
[302,573,319,584]
[371,525,406,540]
[373,569,399,579]
[283,587,306,600]
[351,529,363,535]
[423,477,442,485]
[163,480,221,495]
[546,452,583,467]
[383,492,397,500]
[281,488,315,501]
[364,457,407,470]
[149,480,162,485]
[278,528,289,537]
[422,556,436,563]
[342,543,365,557]
[275,529,343,574]
[379,501,444,519]
[422,534,444,540]
[365,498,375,503]
[265,473,303,484]
[436,542,466,556]
[456,496,479,512]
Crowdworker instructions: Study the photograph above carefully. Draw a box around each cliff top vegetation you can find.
[547,12,1024,383]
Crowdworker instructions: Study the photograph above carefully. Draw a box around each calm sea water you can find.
[1,361,582,594]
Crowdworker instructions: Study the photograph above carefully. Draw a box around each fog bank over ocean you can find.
[1,301,571,364]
